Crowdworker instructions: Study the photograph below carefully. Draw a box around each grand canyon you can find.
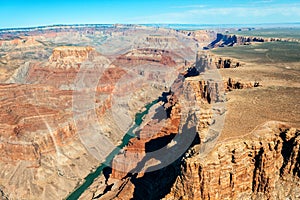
[0,24,299,200]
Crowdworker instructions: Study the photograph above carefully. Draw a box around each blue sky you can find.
[0,0,300,28]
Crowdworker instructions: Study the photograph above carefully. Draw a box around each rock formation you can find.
[225,77,256,91]
[204,32,300,50]
[111,90,181,180]
[164,122,300,200]
[195,51,243,72]
[0,25,210,199]
[49,46,96,66]
[0,24,299,200]
[205,33,266,49]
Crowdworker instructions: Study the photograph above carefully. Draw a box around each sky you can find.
[0,0,300,28]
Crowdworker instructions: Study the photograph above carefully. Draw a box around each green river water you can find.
[66,99,158,200]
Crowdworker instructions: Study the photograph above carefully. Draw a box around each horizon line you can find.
[1,22,300,31]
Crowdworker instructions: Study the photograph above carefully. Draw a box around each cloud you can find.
[126,3,300,24]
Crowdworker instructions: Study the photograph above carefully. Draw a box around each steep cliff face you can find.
[196,51,243,72]
[111,92,181,180]
[195,51,258,91]
[164,122,300,200]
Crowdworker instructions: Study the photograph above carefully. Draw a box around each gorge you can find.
[0,25,299,200]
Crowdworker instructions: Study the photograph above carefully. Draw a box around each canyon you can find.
[0,25,299,200]
[0,25,210,199]
[79,41,300,200]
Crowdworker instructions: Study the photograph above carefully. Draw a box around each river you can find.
[66,99,158,200]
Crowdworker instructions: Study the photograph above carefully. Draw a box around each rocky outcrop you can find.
[164,122,300,200]
[186,78,221,104]
[205,32,300,50]
[195,51,242,72]
[225,77,258,91]
[48,46,96,67]
[214,57,240,69]
[205,33,266,49]
[195,51,258,92]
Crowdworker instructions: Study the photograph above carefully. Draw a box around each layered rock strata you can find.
[0,84,99,200]
[164,122,300,200]
[0,25,209,199]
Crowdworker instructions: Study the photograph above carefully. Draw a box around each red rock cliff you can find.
[164,122,300,200]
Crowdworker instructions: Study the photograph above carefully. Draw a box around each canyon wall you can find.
[164,122,300,200]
